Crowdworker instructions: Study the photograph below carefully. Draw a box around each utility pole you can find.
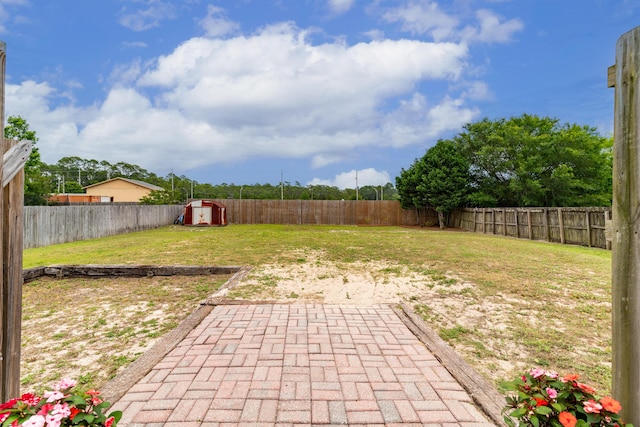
[355,170,359,201]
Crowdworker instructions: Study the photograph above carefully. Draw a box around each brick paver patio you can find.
[111,304,496,426]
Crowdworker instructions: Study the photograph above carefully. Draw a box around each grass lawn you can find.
[23,224,612,394]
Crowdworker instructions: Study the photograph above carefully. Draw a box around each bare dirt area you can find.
[21,248,611,395]
[226,249,531,384]
[21,274,230,393]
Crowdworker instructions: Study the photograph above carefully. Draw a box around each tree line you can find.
[5,116,398,205]
[396,114,613,228]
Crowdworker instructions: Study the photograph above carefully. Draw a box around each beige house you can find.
[84,177,164,202]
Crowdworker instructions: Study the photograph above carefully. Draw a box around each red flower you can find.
[559,412,577,427]
[37,403,53,416]
[562,374,580,383]
[0,412,10,423]
[577,382,597,394]
[105,416,115,427]
[600,396,623,414]
[69,407,81,420]
[0,399,16,410]
[86,389,101,396]
[534,397,549,407]
[20,392,40,406]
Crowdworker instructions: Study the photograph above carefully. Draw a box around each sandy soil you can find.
[227,250,526,382]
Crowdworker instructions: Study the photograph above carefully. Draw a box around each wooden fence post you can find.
[2,138,23,401]
[557,208,565,244]
[610,25,640,424]
[544,208,550,241]
[0,43,3,403]
[585,209,592,247]
[527,209,533,240]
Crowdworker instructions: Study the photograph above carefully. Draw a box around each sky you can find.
[0,0,637,189]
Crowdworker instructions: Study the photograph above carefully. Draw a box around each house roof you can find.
[83,177,164,191]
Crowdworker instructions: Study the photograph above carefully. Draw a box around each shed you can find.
[184,200,227,226]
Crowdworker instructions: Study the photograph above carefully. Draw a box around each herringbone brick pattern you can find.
[111,304,496,426]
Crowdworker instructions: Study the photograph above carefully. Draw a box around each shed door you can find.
[193,207,212,225]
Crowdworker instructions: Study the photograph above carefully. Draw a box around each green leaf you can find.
[530,414,540,427]
[535,406,553,415]
[510,407,528,418]
[503,415,516,427]
[109,410,123,422]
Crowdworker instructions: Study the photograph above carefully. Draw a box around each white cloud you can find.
[309,168,391,189]
[381,1,523,44]
[381,0,458,41]
[327,0,355,15]
[119,0,176,31]
[198,5,240,37]
[5,22,482,174]
[460,9,524,44]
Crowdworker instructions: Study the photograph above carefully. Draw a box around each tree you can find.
[4,116,52,205]
[139,190,180,205]
[454,114,612,207]
[417,140,470,228]
[396,163,426,224]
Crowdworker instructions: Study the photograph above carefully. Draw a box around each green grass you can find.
[23,224,614,393]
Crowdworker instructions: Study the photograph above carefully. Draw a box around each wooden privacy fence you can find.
[24,204,184,249]
[459,207,611,249]
[216,199,421,226]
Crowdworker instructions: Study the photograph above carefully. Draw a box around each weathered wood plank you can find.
[611,25,640,425]
[608,64,616,88]
[39,264,242,280]
[2,138,23,401]
[2,139,31,188]
[0,49,3,400]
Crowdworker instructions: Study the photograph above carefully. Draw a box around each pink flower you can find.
[545,370,558,379]
[0,412,10,423]
[546,387,558,399]
[105,416,116,427]
[21,415,45,427]
[43,390,64,403]
[529,368,546,379]
[52,402,71,418]
[583,399,603,414]
[45,413,62,427]
[53,378,77,391]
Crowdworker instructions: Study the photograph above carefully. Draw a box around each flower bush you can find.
[501,368,632,427]
[0,378,121,427]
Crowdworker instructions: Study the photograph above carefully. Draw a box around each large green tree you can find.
[396,141,470,227]
[454,114,612,207]
[417,140,470,228]
[4,116,52,205]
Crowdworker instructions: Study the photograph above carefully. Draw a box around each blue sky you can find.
[0,0,637,188]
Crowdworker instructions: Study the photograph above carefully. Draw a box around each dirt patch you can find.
[226,250,532,384]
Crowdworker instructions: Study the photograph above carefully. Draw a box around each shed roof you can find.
[83,177,164,191]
